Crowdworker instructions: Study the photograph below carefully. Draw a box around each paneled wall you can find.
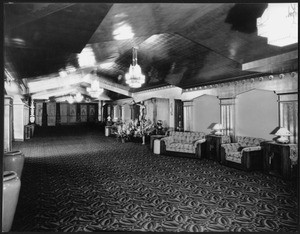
[34,102,98,126]
[278,93,298,143]
[156,98,169,127]
[235,89,278,140]
[13,96,29,141]
[114,72,297,142]
[192,95,220,134]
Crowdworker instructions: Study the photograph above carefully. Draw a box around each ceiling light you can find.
[67,95,74,104]
[59,69,68,78]
[113,23,134,40]
[257,3,298,47]
[87,80,104,98]
[77,46,96,67]
[125,47,145,88]
[65,65,76,73]
[75,93,83,102]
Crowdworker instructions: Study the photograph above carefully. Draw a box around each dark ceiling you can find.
[4,3,298,99]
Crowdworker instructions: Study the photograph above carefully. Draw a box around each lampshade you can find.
[274,127,292,144]
[275,127,292,136]
[212,123,223,135]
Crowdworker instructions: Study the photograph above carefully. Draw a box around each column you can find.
[4,96,13,152]
[130,105,134,120]
[220,97,236,138]
[13,96,29,141]
[113,105,119,122]
[98,100,103,122]
[121,105,125,122]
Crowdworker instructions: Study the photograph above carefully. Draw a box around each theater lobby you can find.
[2,2,299,232]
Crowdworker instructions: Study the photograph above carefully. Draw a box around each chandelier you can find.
[87,80,104,98]
[125,47,145,88]
[257,3,298,47]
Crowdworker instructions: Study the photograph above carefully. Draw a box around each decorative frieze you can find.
[182,72,298,93]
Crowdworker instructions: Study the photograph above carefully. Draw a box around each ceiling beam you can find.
[26,72,85,94]
[5,3,75,30]
[242,50,298,72]
[87,73,132,97]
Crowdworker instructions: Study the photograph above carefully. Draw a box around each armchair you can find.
[221,136,266,171]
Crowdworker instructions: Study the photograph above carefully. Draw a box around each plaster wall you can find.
[192,95,220,134]
[236,89,278,140]
[156,98,170,127]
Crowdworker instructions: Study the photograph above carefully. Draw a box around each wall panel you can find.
[236,89,278,140]
[193,95,220,134]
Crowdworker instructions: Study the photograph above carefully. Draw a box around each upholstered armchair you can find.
[220,136,266,171]
[160,131,206,159]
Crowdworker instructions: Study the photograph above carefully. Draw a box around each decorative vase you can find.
[142,135,146,145]
[4,151,25,179]
[2,171,21,232]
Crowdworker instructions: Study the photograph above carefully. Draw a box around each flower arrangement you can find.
[133,119,154,137]
[112,119,167,143]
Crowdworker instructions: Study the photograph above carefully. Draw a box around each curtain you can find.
[47,102,56,126]
[220,98,235,138]
[183,101,193,132]
[80,104,87,122]
[60,103,68,124]
[35,102,43,126]
[280,100,298,143]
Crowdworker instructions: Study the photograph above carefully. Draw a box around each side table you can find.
[263,141,298,179]
[206,134,231,162]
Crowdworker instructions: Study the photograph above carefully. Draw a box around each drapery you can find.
[279,93,298,143]
[35,102,43,126]
[183,101,193,132]
[220,98,235,137]
[60,103,68,124]
[47,102,56,126]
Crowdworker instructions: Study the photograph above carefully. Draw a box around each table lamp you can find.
[213,123,223,136]
[275,127,292,144]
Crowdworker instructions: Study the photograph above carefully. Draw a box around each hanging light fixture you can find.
[87,80,104,98]
[74,93,83,102]
[125,47,145,88]
[257,3,298,47]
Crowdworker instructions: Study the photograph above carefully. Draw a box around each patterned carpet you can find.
[11,125,299,232]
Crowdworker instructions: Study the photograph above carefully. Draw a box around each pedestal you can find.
[153,139,161,154]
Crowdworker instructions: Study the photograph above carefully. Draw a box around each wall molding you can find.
[182,72,298,93]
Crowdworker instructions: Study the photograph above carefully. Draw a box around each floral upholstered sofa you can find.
[160,131,206,159]
[220,136,266,171]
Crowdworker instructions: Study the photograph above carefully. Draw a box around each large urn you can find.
[4,151,25,179]
[2,171,21,232]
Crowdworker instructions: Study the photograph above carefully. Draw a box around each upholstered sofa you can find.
[220,136,266,171]
[160,131,206,159]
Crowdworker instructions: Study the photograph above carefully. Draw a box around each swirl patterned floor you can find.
[11,126,299,232]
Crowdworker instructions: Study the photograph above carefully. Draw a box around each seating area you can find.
[220,136,266,171]
[160,131,206,158]
[3,2,298,233]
